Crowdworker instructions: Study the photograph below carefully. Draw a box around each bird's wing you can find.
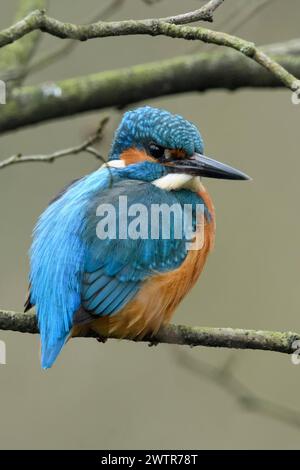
[79,179,198,319]
[29,167,204,368]
[28,167,116,367]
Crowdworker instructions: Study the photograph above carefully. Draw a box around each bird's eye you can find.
[148,142,165,160]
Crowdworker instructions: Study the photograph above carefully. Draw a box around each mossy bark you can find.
[0,309,299,355]
[0,51,299,134]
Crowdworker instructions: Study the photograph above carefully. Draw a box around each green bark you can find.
[0,308,299,355]
[0,51,299,134]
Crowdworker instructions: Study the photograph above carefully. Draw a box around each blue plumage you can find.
[27,106,213,368]
[109,106,204,160]
[30,168,113,368]
[81,178,206,320]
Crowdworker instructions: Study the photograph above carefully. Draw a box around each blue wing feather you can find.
[81,179,205,320]
[30,167,116,368]
[29,163,207,368]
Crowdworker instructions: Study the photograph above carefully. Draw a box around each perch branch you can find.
[0,309,299,355]
[0,117,109,170]
[0,48,299,134]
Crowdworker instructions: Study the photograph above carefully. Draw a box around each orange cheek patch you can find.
[170,149,187,159]
[120,148,156,165]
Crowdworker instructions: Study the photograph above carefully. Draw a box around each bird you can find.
[25,106,249,368]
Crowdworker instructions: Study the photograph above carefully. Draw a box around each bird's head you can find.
[108,106,250,188]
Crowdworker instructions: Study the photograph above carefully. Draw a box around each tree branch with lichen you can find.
[0,1,298,135]
[0,309,299,356]
[0,0,298,93]
[0,46,299,135]
[0,0,223,52]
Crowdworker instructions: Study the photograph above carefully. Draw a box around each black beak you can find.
[167,153,250,180]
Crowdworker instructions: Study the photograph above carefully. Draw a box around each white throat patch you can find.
[101,161,201,192]
[152,174,201,192]
[103,159,125,169]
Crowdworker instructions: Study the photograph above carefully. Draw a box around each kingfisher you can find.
[25,106,249,368]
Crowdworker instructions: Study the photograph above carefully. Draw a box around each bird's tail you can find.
[40,333,68,369]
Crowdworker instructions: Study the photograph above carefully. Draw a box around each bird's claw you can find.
[96,335,108,343]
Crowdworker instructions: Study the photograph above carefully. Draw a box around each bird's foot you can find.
[96,335,108,344]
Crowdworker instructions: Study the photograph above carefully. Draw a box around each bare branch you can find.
[162,0,224,24]
[0,1,296,96]
[191,0,273,53]
[0,308,299,355]
[0,0,224,52]
[158,22,298,91]
[0,117,109,170]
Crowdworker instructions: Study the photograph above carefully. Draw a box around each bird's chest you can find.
[90,188,215,339]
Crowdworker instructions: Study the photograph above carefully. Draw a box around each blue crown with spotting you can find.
[109,106,204,160]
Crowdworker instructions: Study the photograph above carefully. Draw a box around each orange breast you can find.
[86,185,216,340]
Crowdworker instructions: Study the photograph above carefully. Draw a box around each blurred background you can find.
[0,0,300,450]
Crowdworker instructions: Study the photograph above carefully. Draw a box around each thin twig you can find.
[175,350,300,430]
[0,117,109,170]
[85,146,105,160]
[0,0,224,52]
[191,0,273,53]
[158,22,298,91]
